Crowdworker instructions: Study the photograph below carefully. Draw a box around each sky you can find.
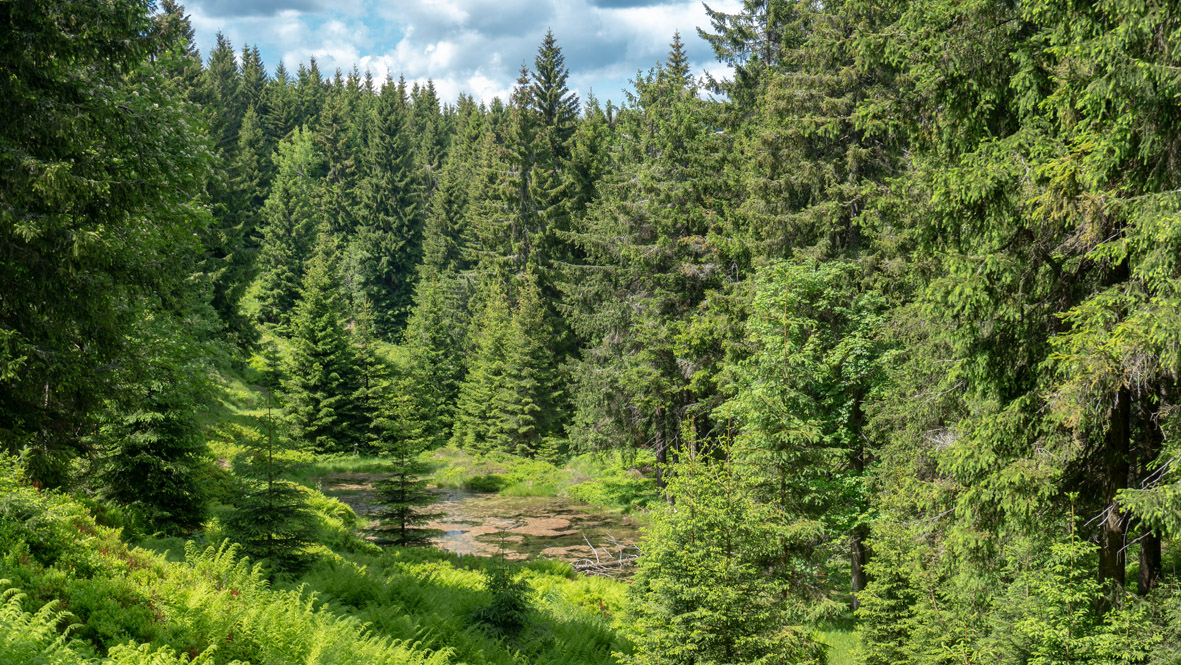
[181,0,741,106]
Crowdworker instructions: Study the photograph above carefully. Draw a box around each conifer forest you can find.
[4,0,1181,663]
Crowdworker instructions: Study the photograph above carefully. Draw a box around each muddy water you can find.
[317,474,643,571]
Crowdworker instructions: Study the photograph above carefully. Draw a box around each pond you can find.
[316,473,643,575]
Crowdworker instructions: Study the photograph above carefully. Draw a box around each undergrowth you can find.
[0,452,631,665]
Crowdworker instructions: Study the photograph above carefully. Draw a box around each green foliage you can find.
[223,394,318,573]
[718,258,888,612]
[624,441,825,665]
[368,394,440,546]
[0,0,212,485]
[283,240,366,454]
[463,474,509,493]
[451,284,513,453]
[254,127,322,327]
[471,561,534,638]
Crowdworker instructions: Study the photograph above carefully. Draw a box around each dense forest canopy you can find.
[2,0,1181,663]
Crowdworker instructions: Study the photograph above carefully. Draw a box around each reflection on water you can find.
[318,474,642,575]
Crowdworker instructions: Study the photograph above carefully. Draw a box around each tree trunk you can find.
[851,532,869,610]
[654,428,666,485]
[1098,386,1131,600]
[849,394,870,610]
[1135,402,1165,595]
[1138,529,1162,595]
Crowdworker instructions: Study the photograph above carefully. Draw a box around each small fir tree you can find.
[98,374,207,535]
[368,392,439,547]
[624,437,825,665]
[225,361,317,574]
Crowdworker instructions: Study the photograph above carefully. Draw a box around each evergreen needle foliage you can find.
[224,387,318,573]
[368,394,439,546]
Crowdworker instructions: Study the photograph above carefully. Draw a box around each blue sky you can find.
[182,0,740,106]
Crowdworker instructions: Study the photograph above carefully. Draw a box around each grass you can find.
[814,612,860,665]
[421,446,660,515]
[1,448,632,665]
[816,628,859,665]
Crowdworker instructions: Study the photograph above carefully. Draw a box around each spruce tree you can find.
[368,392,439,547]
[495,271,564,457]
[401,275,466,448]
[225,366,317,574]
[450,284,513,454]
[294,58,326,130]
[254,127,321,326]
[624,439,825,665]
[315,72,360,236]
[283,238,365,454]
[0,0,211,484]
[265,62,297,143]
[351,76,422,334]
[98,343,208,535]
[566,38,729,477]
[718,259,889,611]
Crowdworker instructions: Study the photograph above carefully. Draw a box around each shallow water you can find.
[317,473,642,573]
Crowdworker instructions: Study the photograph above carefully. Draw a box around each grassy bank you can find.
[421,446,661,515]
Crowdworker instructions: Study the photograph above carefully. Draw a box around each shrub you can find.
[471,563,534,637]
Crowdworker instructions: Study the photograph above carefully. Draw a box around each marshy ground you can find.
[316,472,643,574]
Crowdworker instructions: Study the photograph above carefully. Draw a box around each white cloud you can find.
[185,0,743,104]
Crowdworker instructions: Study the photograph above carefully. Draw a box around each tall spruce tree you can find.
[718,259,889,611]
[283,238,365,454]
[567,38,730,479]
[401,275,466,448]
[351,76,423,335]
[495,271,564,457]
[450,284,513,453]
[0,0,211,485]
[254,127,321,326]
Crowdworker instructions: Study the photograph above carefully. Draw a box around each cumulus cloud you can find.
[183,0,741,104]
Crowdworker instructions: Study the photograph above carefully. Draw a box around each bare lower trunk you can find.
[850,532,869,610]
[1098,387,1131,604]
[1138,529,1162,595]
[849,395,869,610]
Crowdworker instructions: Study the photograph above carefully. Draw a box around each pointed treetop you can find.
[665,31,692,87]
[512,63,533,108]
[529,29,579,128]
